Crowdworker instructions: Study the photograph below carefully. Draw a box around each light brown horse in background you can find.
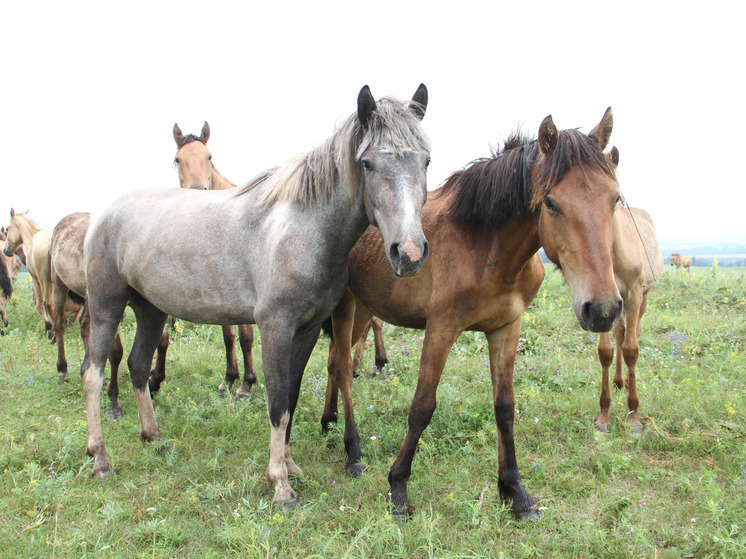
[670,253,692,270]
[170,122,257,398]
[594,148,663,434]
[324,109,622,520]
[0,227,22,281]
[3,210,83,339]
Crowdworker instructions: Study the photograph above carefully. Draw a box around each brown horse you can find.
[594,148,663,434]
[170,122,257,398]
[670,253,692,270]
[0,235,11,332]
[50,212,168,414]
[324,109,621,520]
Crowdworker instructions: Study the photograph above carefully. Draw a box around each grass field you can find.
[0,266,744,558]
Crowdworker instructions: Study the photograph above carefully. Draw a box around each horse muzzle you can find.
[388,237,429,277]
[2,247,14,258]
[577,297,623,333]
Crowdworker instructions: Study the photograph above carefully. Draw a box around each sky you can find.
[2,1,744,246]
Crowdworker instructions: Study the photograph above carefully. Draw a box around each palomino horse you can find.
[595,148,663,434]
[82,84,431,508]
[323,109,621,520]
[670,253,692,270]
[170,121,257,398]
[0,228,22,281]
[3,210,83,339]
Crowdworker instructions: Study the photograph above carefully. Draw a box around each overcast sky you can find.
[2,1,743,245]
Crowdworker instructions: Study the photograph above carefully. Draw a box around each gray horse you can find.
[82,84,431,508]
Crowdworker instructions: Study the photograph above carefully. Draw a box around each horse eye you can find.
[208,155,212,161]
[614,195,622,207]
[425,158,431,168]
[362,160,372,171]
[174,158,180,165]
[543,197,558,214]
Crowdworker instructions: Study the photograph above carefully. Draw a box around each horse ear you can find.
[538,115,558,154]
[173,123,184,147]
[200,121,210,144]
[589,107,613,150]
[357,85,377,128]
[10,208,15,218]
[607,146,619,166]
[409,83,428,120]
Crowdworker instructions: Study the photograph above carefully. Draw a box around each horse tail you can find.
[320,317,333,340]
[0,257,12,298]
[67,290,86,306]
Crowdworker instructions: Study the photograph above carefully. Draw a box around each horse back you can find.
[51,212,91,297]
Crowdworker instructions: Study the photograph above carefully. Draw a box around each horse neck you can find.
[14,217,41,248]
[210,166,237,191]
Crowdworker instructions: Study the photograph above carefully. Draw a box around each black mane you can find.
[176,134,204,149]
[439,128,615,227]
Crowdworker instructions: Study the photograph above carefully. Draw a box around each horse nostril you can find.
[421,240,429,262]
[389,242,400,262]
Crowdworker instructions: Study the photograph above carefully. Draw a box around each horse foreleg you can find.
[488,321,539,520]
[234,324,257,400]
[257,318,299,508]
[621,289,644,435]
[31,277,53,339]
[388,322,460,520]
[612,320,626,390]
[596,332,614,432]
[371,316,389,373]
[218,325,240,396]
[352,319,372,376]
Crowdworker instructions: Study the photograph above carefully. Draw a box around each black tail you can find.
[321,317,333,340]
[0,258,12,298]
[67,290,86,306]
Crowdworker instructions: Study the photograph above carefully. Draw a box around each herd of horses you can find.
[1,84,666,520]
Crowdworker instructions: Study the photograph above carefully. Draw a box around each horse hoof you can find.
[595,423,610,434]
[346,462,366,477]
[234,390,251,402]
[389,503,410,523]
[153,440,174,457]
[272,490,299,510]
[514,507,541,522]
[630,425,643,437]
[106,408,123,421]
[91,466,111,479]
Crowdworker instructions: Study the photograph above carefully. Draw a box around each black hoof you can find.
[389,503,410,523]
[514,507,541,521]
[345,462,366,477]
[106,408,123,421]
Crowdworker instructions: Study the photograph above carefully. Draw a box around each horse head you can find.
[356,84,430,277]
[173,121,214,190]
[537,109,623,332]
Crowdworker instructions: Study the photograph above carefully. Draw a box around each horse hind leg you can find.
[371,316,389,373]
[234,324,257,400]
[106,331,125,420]
[52,282,70,381]
[127,297,170,449]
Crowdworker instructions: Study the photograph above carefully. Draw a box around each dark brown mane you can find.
[439,128,616,227]
[176,134,204,149]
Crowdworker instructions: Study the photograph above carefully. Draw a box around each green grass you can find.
[1,267,744,558]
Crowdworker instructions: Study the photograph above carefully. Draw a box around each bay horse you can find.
[82,84,431,508]
[323,109,621,520]
[594,148,663,434]
[0,236,11,332]
[170,121,257,399]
